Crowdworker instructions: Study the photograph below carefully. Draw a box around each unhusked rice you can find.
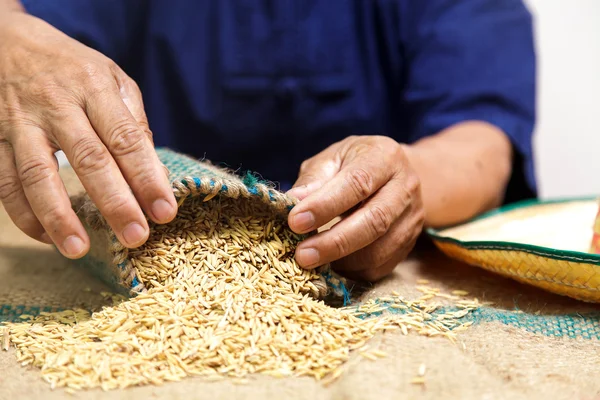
[5,196,481,391]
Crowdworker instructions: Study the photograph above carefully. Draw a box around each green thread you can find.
[242,171,261,188]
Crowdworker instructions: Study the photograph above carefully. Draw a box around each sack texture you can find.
[0,148,598,400]
[69,148,346,300]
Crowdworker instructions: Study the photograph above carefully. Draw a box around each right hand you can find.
[0,11,177,258]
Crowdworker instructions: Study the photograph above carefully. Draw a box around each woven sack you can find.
[0,158,599,399]
[68,148,347,301]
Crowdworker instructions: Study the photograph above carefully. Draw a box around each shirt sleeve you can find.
[20,0,147,69]
[399,0,537,199]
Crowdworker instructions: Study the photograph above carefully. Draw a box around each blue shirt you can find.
[22,0,537,201]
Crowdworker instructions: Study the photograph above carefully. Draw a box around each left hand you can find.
[287,135,425,282]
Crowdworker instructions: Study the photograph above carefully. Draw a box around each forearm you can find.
[403,121,513,228]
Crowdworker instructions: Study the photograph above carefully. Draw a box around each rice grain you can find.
[5,196,481,392]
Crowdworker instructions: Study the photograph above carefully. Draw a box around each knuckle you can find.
[390,219,420,251]
[391,140,405,156]
[406,174,422,196]
[331,231,351,259]
[376,245,394,268]
[361,268,383,283]
[405,236,418,255]
[0,173,22,202]
[392,228,418,258]
[414,208,426,229]
[352,249,382,273]
[138,123,153,145]
[144,127,154,143]
[386,142,403,161]
[395,175,422,209]
[346,142,372,158]
[124,76,141,94]
[366,204,392,237]
[99,190,131,218]
[70,137,111,176]
[346,168,373,199]
[390,230,411,254]
[17,156,55,188]
[78,63,114,95]
[128,166,163,195]
[136,120,153,143]
[39,205,70,231]
[107,121,145,157]
[363,263,396,283]
[297,173,317,187]
[299,159,312,175]
[78,62,105,82]
[107,59,125,75]
[395,240,416,264]
[378,135,397,148]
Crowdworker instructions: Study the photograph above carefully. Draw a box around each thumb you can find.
[287,157,339,201]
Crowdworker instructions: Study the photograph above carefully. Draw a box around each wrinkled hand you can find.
[287,136,425,282]
[0,12,177,258]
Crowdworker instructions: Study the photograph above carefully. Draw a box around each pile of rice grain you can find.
[4,196,480,391]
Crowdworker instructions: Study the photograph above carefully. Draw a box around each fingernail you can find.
[296,248,320,267]
[122,222,147,247]
[40,232,53,245]
[63,235,85,257]
[151,199,175,222]
[292,211,315,232]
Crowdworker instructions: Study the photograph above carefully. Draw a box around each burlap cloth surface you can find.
[0,169,599,400]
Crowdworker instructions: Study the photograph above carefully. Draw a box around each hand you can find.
[0,11,177,258]
[287,136,425,282]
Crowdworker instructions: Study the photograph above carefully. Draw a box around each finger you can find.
[287,154,340,201]
[334,210,422,274]
[0,139,51,243]
[11,130,90,258]
[85,82,176,225]
[49,108,150,248]
[340,256,401,283]
[117,76,170,180]
[294,178,405,269]
[288,156,392,234]
[117,75,153,143]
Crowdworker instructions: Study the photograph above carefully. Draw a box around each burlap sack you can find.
[0,150,599,400]
[69,148,345,300]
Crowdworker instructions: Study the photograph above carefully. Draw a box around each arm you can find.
[287,0,536,281]
[400,0,537,222]
[403,121,512,228]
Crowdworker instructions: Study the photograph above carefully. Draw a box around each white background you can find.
[56,1,600,200]
[525,0,600,198]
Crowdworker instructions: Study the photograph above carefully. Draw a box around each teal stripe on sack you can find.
[469,308,600,340]
[2,299,599,340]
[347,298,600,340]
